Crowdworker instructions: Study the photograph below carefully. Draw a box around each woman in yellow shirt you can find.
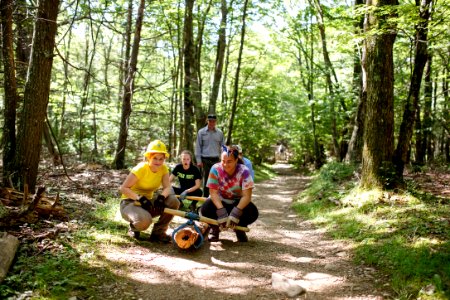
[119,140,180,242]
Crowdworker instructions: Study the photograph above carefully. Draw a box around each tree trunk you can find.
[13,0,60,192]
[360,0,397,189]
[113,0,145,169]
[392,0,431,178]
[309,0,344,159]
[209,0,228,113]
[345,0,365,164]
[43,121,60,166]
[192,1,212,133]
[422,56,434,162]
[443,63,450,163]
[226,0,249,145]
[183,0,196,152]
[13,0,32,86]
[1,0,19,186]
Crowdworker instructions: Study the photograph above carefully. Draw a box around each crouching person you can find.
[119,140,180,243]
[200,145,259,242]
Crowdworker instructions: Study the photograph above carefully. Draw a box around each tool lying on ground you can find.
[164,208,249,250]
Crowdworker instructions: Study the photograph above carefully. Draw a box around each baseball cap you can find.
[207,114,217,120]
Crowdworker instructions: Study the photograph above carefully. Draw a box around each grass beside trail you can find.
[0,163,277,299]
[292,162,450,300]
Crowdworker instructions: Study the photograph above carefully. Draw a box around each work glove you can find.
[227,206,243,229]
[136,196,153,210]
[154,194,166,211]
[216,207,229,231]
[179,190,189,201]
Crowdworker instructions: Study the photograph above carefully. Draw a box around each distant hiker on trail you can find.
[195,114,225,198]
[119,140,180,243]
[235,144,254,180]
[169,150,203,212]
[200,145,258,243]
[276,143,286,161]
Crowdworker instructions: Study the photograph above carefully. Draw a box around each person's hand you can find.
[216,207,228,231]
[136,196,153,210]
[155,194,166,211]
[227,206,243,229]
[179,190,188,201]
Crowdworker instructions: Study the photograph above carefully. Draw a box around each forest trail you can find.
[98,163,390,299]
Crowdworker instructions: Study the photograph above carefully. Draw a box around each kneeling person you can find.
[200,145,258,242]
[119,140,180,242]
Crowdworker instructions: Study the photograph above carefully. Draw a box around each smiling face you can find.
[221,151,238,175]
[148,153,166,170]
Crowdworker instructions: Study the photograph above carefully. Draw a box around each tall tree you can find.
[209,0,228,113]
[345,0,365,163]
[13,0,60,191]
[360,0,398,189]
[309,0,345,159]
[1,0,19,186]
[393,0,432,178]
[226,0,249,145]
[182,0,196,152]
[113,0,145,169]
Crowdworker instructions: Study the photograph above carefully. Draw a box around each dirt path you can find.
[100,163,390,299]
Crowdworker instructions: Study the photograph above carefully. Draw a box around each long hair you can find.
[180,150,194,165]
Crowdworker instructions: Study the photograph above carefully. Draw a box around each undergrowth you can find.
[292,161,450,300]
[0,164,276,299]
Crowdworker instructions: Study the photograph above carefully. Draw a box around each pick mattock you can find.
[164,208,249,250]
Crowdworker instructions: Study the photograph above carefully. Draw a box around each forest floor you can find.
[72,163,391,299]
[5,162,449,299]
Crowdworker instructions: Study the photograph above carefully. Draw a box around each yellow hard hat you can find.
[144,140,170,158]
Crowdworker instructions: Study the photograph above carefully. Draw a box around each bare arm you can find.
[169,173,175,183]
[119,173,140,200]
[160,173,172,198]
[209,189,223,209]
[237,188,252,210]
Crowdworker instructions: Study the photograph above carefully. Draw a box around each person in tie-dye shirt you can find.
[199,145,259,242]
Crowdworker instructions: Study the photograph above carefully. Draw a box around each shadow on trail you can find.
[98,163,387,299]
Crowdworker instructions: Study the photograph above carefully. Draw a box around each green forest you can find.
[0,0,449,299]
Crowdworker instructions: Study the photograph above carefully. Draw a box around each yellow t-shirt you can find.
[121,162,169,199]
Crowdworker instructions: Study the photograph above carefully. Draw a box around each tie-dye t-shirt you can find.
[206,163,254,200]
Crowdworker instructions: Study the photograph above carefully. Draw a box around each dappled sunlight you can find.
[277,253,316,263]
[76,163,390,299]
[99,244,272,295]
[297,272,345,291]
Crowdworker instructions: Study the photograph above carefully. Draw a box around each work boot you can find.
[128,224,141,240]
[149,232,172,243]
[235,230,248,242]
[208,226,220,242]
[189,201,198,213]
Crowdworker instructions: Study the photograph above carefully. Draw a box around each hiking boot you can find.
[235,230,248,242]
[128,223,141,240]
[149,232,172,243]
[208,226,220,242]
[189,201,198,213]
[128,228,141,240]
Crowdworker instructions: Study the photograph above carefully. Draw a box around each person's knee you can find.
[166,194,180,209]
[132,219,151,231]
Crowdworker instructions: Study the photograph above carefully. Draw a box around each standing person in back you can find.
[119,140,180,243]
[235,144,254,180]
[195,114,225,197]
[169,150,203,212]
